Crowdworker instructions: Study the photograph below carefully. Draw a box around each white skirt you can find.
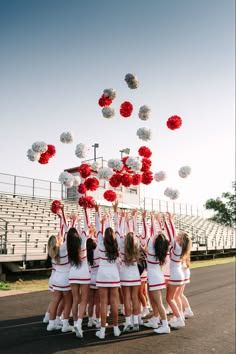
[90,266,99,289]
[96,262,120,288]
[140,269,147,282]
[169,262,185,285]
[69,262,91,285]
[120,263,141,286]
[53,270,71,291]
[147,264,166,291]
[183,266,191,284]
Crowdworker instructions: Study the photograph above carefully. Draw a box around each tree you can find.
[205,182,236,227]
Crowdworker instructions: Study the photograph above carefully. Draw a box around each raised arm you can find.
[163,213,175,246]
[141,210,149,241]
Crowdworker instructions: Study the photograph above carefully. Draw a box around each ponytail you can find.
[154,233,169,266]
[124,232,139,265]
[67,227,82,266]
[104,227,119,262]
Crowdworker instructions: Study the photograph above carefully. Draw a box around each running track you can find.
[0,263,235,354]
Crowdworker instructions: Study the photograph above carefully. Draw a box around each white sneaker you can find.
[141,308,150,318]
[74,324,83,338]
[170,317,185,328]
[47,322,61,331]
[55,318,63,327]
[95,319,101,328]
[168,316,177,325]
[113,326,121,337]
[96,330,105,339]
[43,313,49,324]
[184,309,194,319]
[61,323,73,333]
[87,318,94,328]
[144,317,159,329]
[154,325,170,334]
[132,324,139,332]
[123,324,133,333]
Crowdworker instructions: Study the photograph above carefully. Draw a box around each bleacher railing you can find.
[0,217,8,254]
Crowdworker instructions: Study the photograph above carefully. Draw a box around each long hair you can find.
[104,227,119,262]
[180,232,192,268]
[48,235,59,262]
[154,233,169,266]
[66,227,81,267]
[124,232,139,265]
[86,238,96,266]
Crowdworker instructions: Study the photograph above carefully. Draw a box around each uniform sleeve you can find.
[95,211,102,238]
[164,220,175,246]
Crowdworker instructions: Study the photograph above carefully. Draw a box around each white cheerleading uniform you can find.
[90,243,100,289]
[146,237,166,291]
[165,219,185,286]
[182,262,191,284]
[52,242,71,291]
[95,212,120,288]
[117,214,141,287]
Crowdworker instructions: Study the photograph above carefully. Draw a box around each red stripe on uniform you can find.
[96,280,120,284]
[69,278,91,281]
[170,258,181,263]
[53,284,70,288]
[147,260,160,264]
[149,282,166,287]
[169,279,184,282]
[120,279,141,282]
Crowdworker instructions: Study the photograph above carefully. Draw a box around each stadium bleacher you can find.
[0,193,235,268]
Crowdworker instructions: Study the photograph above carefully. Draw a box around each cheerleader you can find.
[48,210,72,332]
[116,208,141,332]
[164,213,192,328]
[180,245,194,318]
[67,207,91,338]
[95,202,121,339]
[143,211,170,334]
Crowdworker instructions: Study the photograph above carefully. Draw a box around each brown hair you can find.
[180,232,192,268]
[154,233,169,266]
[104,227,119,262]
[124,232,139,265]
[48,235,59,263]
[67,227,82,267]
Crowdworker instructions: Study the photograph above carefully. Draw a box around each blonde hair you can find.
[124,232,139,265]
[48,235,59,262]
[180,232,192,268]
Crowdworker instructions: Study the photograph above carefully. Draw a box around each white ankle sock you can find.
[100,326,105,334]
[63,319,69,325]
[162,319,168,327]
[125,316,131,325]
[133,315,139,325]
[77,318,82,327]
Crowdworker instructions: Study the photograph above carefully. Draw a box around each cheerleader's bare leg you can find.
[166,284,182,318]
[71,284,80,322]
[110,287,119,326]
[78,284,89,319]
[99,287,108,327]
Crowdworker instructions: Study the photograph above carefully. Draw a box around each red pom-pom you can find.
[109,173,122,188]
[38,152,50,164]
[47,144,56,157]
[138,146,152,158]
[78,163,91,178]
[78,183,87,194]
[84,177,99,191]
[120,101,133,118]
[51,200,62,214]
[132,174,142,186]
[141,158,152,172]
[121,173,132,187]
[98,94,112,107]
[104,190,117,202]
[167,115,182,130]
[142,171,153,185]
[78,196,95,209]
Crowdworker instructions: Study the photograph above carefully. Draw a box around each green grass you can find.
[191,256,235,269]
[0,281,11,290]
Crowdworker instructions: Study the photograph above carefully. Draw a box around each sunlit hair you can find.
[124,232,139,265]
[88,223,96,237]
[180,232,192,268]
[154,233,169,266]
[66,227,82,267]
[86,238,96,266]
[48,235,59,262]
[104,227,119,262]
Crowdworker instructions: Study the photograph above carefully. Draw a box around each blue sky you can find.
[0,0,235,208]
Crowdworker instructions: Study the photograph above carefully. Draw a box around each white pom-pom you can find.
[125,73,139,89]
[73,175,81,186]
[108,159,123,171]
[154,171,167,182]
[27,149,41,162]
[136,127,152,141]
[75,143,89,159]
[178,166,191,178]
[60,131,73,144]
[138,105,151,121]
[32,141,48,153]
[164,187,179,200]
[102,107,115,119]
[90,161,99,171]
[97,167,113,180]
[126,157,142,172]
[58,171,74,188]
[103,88,116,100]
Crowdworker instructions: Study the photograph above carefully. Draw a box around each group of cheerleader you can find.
[43,201,194,339]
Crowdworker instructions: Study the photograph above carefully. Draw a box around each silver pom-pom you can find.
[178,166,191,178]
[75,143,88,159]
[108,159,123,171]
[60,131,73,144]
[136,127,152,141]
[58,171,74,188]
[125,73,139,89]
[103,88,116,100]
[97,167,113,180]
[138,105,151,121]
[27,149,41,162]
[154,171,167,182]
[32,141,48,153]
[126,157,142,172]
[164,187,180,200]
[73,175,81,186]
[102,107,115,119]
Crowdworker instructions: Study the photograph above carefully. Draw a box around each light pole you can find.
[120,148,130,159]
[92,143,99,161]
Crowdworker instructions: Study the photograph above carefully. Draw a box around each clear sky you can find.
[0,0,235,209]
